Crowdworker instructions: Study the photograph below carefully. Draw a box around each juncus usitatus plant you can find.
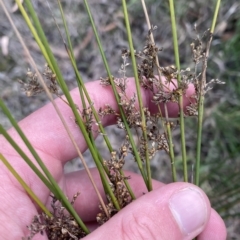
[0,0,227,239]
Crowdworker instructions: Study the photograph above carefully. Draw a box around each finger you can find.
[63,168,164,222]
[0,178,48,240]
[198,208,227,240]
[64,171,226,239]
[2,78,195,164]
[82,183,211,240]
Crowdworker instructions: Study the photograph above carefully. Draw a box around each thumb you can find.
[83,183,210,240]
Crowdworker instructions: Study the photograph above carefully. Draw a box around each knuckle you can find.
[121,210,157,240]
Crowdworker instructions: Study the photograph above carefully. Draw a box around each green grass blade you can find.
[17,0,121,212]
[122,0,152,191]
[65,54,121,210]
[3,0,110,224]
[83,0,147,191]
[140,0,177,182]
[195,0,221,186]
[56,0,74,54]
[168,0,187,182]
[50,0,115,179]
[82,0,138,200]
[14,0,52,69]
[0,124,54,193]
[210,0,221,33]
[166,122,177,182]
[0,99,89,233]
[0,153,52,217]
[195,97,204,186]
[54,0,113,180]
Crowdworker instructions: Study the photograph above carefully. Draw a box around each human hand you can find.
[0,79,226,239]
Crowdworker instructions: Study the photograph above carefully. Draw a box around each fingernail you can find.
[169,187,207,236]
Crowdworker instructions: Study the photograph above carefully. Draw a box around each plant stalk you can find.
[168,0,188,181]
[195,0,221,186]
[122,0,152,191]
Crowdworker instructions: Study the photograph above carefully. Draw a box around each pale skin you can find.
[0,79,226,239]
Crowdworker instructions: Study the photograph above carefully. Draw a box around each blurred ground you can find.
[0,0,240,239]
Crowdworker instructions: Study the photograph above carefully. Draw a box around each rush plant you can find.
[0,0,229,239]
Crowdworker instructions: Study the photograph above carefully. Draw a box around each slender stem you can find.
[83,0,147,191]
[195,95,204,186]
[21,0,121,211]
[0,153,52,217]
[168,0,181,84]
[141,0,177,185]
[195,37,211,186]
[210,0,221,34]
[0,101,89,233]
[140,0,163,82]
[122,0,152,191]
[84,0,138,199]
[166,123,177,182]
[57,0,74,54]
[163,104,177,182]
[179,96,188,182]
[56,0,114,161]
[14,0,52,68]
[168,0,188,181]
[54,7,111,178]
[0,124,53,193]
[4,0,110,228]
[195,0,221,186]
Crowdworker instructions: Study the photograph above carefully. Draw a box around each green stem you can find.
[0,153,52,217]
[210,0,221,34]
[0,124,54,194]
[21,0,121,211]
[0,100,90,233]
[83,0,147,192]
[168,0,188,181]
[195,0,221,185]
[166,122,177,182]
[122,0,152,191]
[195,95,204,186]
